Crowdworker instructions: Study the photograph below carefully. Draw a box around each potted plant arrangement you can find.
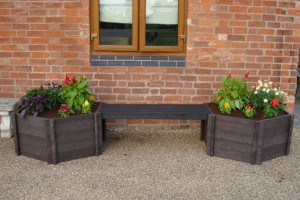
[13,75,103,164]
[202,72,294,164]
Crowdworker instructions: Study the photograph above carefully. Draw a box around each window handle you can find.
[179,35,186,43]
[91,33,98,41]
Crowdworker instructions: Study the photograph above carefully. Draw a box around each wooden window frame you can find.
[91,0,187,56]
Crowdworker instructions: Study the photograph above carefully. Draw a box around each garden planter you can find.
[202,103,294,165]
[13,103,103,164]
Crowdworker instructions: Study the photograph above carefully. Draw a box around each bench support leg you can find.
[200,120,206,141]
[102,119,106,141]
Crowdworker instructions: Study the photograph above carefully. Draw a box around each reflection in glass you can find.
[99,0,132,45]
[145,0,178,46]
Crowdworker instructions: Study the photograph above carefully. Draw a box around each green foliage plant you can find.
[214,72,250,114]
[58,74,93,114]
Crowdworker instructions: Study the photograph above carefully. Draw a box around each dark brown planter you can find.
[202,103,294,165]
[13,103,103,164]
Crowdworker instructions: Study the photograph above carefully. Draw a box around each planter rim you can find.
[205,102,293,122]
[16,102,102,121]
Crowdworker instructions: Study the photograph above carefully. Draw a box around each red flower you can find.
[246,103,252,108]
[72,76,77,84]
[244,71,249,79]
[64,74,70,85]
[228,73,232,78]
[263,114,268,119]
[60,104,69,112]
[270,99,279,107]
[253,84,257,88]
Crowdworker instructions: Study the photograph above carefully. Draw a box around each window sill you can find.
[90,55,186,67]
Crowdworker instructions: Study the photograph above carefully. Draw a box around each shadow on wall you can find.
[297,50,300,97]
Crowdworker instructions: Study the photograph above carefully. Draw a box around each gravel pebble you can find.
[1,128,300,200]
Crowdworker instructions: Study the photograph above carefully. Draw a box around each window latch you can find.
[90,33,98,41]
[179,35,186,43]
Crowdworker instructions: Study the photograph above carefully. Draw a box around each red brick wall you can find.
[0,0,299,129]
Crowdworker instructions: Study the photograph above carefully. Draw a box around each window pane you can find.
[145,0,178,46]
[99,0,133,45]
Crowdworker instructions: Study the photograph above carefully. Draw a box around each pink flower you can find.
[228,73,232,78]
[64,74,70,85]
[270,99,279,107]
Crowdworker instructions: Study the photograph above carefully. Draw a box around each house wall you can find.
[0,0,299,129]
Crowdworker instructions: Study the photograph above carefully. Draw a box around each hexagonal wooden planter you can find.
[202,104,294,165]
[13,103,103,164]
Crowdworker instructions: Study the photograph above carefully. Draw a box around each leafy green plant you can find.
[58,74,94,115]
[248,80,287,118]
[20,83,62,118]
[214,72,250,114]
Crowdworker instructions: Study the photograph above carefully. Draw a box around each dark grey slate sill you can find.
[90,55,186,67]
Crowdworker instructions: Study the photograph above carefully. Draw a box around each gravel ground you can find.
[0,128,300,200]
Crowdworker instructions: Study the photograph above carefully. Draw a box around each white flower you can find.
[266,89,270,93]
[256,86,261,90]
[263,88,266,92]
[254,91,258,94]
[275,92,279,96]
[263,99,268,103]
[269,81,272,85]
[264,83,268,88]
[258,80,262,86]
[274,87,277,91]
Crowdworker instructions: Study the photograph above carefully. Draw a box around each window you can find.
[91,0,187,56]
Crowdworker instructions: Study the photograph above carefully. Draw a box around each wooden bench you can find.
[99,103,211,140]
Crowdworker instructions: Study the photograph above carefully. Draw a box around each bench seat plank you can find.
[100,104,210,120]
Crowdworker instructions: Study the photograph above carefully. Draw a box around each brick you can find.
[45,17,64,23]
[228,35,245,41]
[131,74,150,80]
[128,81,145,87]
[229,6,247,13]
[10,72,28,79]
[146,96,163,102]
[0,31,16,37]
[127,95,145,102]
[31,52,49,58]
[165,82,183,88]
[33,66,50,73]
[29,73,47,79]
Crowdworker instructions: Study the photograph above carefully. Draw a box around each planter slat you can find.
[18,133,47,147]
[55,130,95,143]
[261,143,288,157]
[215,117,255,133]
[214,148,252,163]
[56,140,95,152]
[16,115,48,138]
[19,145,49,162]
[213,130,255,144]
[262,134,289,147]
[57,148,98,162]
[214,138,253,153]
